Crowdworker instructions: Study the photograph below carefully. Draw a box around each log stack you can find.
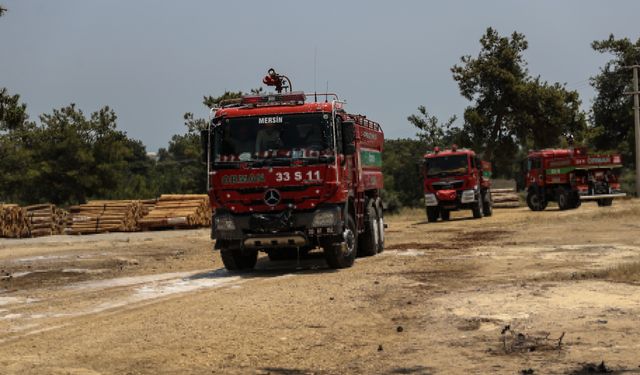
[54,208,69,235]
[139,194,211,229]
[141,199,157,217]
[0,204,30,238]
[25,204,57,237]
[491,188,521,208]
[66,200,144,235]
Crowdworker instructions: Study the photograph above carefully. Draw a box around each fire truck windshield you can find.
[213,113,333,165]
[425,155,469,177]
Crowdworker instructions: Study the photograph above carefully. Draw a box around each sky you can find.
[1,0,639,152]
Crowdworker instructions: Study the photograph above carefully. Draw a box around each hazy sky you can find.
[2,1,639,151]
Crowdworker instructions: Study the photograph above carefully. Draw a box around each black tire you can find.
[440,209,451,221]
[358,200,379,257]
[324,215,357,269]
[375,198,385,253]
[571,192,582,209]
[526,191,548,211]
[482,190,493,217]
[426,207,439,222]
[556,187,571,210]
[220,248,258,271]
[472,194,484,219]
[597,198,613,207]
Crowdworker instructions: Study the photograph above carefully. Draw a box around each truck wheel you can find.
[358,200,379,257]
[570,192,582,209]
[324,215,357,269]
[440,209,451,221]
[526,192,547,211]
[220,248,258,271]
[375,198,385,253]
[597,198,613,207]
[556,187,571,210]
[426,207,439,222]
[472,196,484,219]
[482,190,493,217]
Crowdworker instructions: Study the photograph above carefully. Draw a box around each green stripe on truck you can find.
[360,150,382,167]
[547,167,575,175]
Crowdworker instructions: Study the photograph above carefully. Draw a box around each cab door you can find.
[527,157,544,187]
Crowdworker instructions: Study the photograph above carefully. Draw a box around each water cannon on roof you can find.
[262,68,292,93]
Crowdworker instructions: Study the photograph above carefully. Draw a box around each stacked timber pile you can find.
[67,200,144,235]
[25,204,58,237]
[141,199,157,217]
[53,208,69,235]
[491,188,521,208]
[0,204,30,238]
[139,194,211,229]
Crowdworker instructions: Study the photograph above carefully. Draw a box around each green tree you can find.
[0,89,36,203]
[156,91,247,195]
[407,106,457,149]
[154,132,206,194]
[589,34,640,168]
[451,27,586,177]
[203,91,243,108]
[514,78,586,149]
[451,27,529,163]
[1,100,154,205]
[382,139,426,208]
[0,88,29,131]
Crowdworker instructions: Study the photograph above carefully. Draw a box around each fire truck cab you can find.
[422,146,493,222]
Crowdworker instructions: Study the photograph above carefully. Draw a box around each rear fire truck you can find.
[202,69,385,271]
[524,147,626,211]
[422,146,493,222]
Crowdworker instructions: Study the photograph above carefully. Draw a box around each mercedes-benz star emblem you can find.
[264,189,281,206]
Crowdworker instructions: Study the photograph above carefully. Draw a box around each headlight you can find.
[461,190,475,203]
[215,215,236,231]
[424,193,438,207]
[312,210,337,227]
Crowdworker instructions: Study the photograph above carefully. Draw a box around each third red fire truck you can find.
[524,147,626,210]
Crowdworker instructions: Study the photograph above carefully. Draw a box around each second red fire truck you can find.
[422,146,493,222]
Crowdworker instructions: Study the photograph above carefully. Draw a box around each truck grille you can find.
[431,180,464,190]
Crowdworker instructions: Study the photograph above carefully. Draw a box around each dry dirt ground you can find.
[2,200,640,374]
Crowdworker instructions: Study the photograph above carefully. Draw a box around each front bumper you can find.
[212,205,344,248]
[425,190,478,210]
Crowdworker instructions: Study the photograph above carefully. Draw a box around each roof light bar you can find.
[240,91,306,106]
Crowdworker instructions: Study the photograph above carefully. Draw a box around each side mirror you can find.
[342,120,356,155]
[200,129,210,164]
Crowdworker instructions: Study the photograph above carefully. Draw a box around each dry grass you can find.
[600,261,640,283]
[539,260,640,284]
[388,206,424,219]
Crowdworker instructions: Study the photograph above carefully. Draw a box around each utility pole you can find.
[624,65,640,197]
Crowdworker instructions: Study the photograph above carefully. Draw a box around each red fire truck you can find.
[202,69,385,271]
[422,146,493,222]
[524,147,626,211]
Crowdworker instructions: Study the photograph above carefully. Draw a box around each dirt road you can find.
[1,200,640,374]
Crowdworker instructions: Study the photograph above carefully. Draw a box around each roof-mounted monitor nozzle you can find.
[263,68,292,93]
